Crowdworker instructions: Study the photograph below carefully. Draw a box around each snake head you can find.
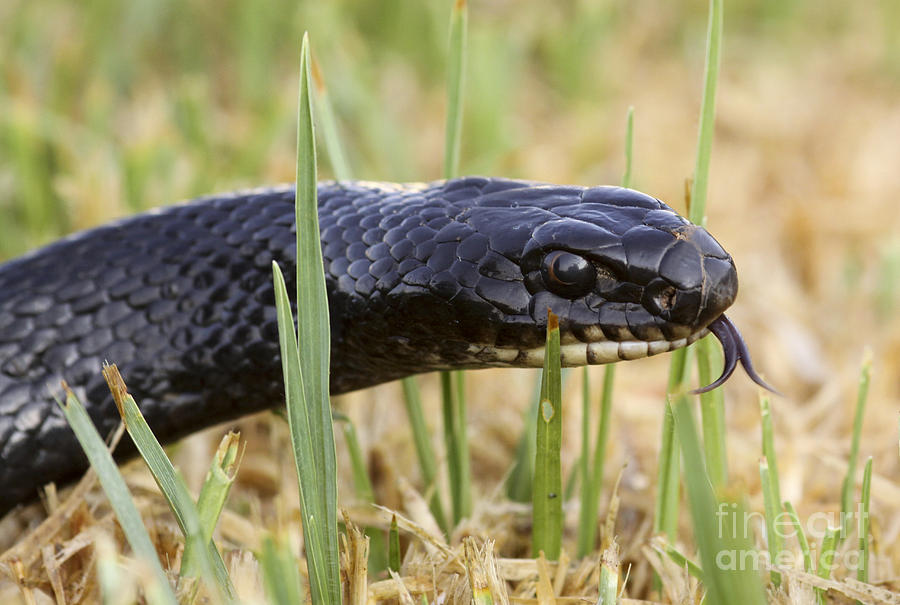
[328,177,773,393]
[423,179,773,392]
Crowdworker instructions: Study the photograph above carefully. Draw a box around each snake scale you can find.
[0,177,772,513]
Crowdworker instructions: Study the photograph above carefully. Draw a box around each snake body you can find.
[0,177,767,513]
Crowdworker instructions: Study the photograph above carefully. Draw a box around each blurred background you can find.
[1,0,898,570]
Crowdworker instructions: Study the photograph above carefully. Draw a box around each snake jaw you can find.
[691,314,780,395]
[466,313,779,396]
[465,329,707,368]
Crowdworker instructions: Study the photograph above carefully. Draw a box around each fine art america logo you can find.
[714,502,869,572]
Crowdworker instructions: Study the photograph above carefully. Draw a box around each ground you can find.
[0,1,898,602]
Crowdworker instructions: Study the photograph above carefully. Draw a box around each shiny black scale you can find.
[0,177,750,513]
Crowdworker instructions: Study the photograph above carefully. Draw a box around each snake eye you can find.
[541,251,595,298]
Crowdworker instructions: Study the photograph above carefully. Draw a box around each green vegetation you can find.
[5,0,898,603]
[440,0,473,527]
[56,389,178,605]
[841,352,872,538]
[271,33,340,605]
[100,365,233,599]
[531,311,563,560]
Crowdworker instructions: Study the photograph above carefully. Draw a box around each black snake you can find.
[0,177,772,513]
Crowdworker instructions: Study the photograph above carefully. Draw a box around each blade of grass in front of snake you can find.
[275,33,341,605]
[532,310,563,560]
[650,536,703,580]
[758,392,784,586]
[672,393,767,605]
[858,456,873,585]
[441,0,472,526]
[675,3,767,601]
[841,351,871,539]
[100,365,232,600]
[783,501,813,573]
[816,526,840,604]
[689,0,729,489]
[759,458,783,587]
[57,387,178,605]
[193,432,242,568]
[260,535,305,605]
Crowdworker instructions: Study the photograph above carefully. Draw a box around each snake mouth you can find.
[465,330,708,368]
[464,313,778,395]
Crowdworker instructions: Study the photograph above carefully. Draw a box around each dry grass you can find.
[1,1,899,603]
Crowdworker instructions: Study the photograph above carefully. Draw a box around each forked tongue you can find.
[690,314,780,395]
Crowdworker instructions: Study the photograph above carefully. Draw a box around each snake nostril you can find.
[655,286,677,312]
[644,279,702,325]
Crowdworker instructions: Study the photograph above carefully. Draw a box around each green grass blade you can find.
[597,547,619,605]
[577,365,615,557]
[194,432,241,543]
[759,458,783,586]
[440,0,472,527]
[622,106,634,189]
[671,395,720,589]
[592,365,614,496]
[389,514,401,573]
[564,453,580,502]
[276,32,342,605]
[400,377,448,532]
[858,456,873,587]
[653,540,704,580]
[294,34,333,464]
[696,338,727,487]
[532,311,563,560]
[841,352,872,539]
[759,394,782,508]
[759,393,783,585]
[101,366,233,600]
[689,0,729,492]
[661,0,725,525]
[441,372,471,524]
[311,56,352,181]
[57,388,177,605]
[671,393,766,605]
[816,526,840,604]
[689,0,723,225]
[443,0,467,179]
[455,372,472,516]
[653,342,690,588]
[577,368,595,556]
[273,259,339,605]
[783,501,813,573]
[505,375,541,502]
[273,262,336,604]
[342,420,388,574]
[260,535,305,605]
[440,374,457,519]
[653,402,680,542]
[343,421,375,506]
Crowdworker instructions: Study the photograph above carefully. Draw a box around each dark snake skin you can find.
[0,177,767,513]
